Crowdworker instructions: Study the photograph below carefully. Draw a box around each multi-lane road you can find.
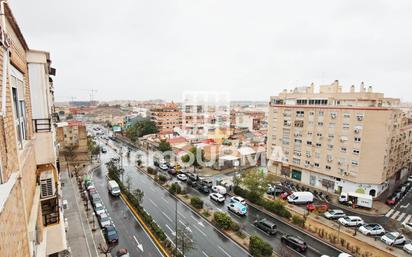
[92,133,345,257]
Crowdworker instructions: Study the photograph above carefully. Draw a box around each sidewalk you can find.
[61,165,110,257]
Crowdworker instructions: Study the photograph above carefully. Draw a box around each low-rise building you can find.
[56,120,89,166]
[267,81,412,198]
[150,102,182,133]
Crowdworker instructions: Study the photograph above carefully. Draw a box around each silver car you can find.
[98,212,113,228]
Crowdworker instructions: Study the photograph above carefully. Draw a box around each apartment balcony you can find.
[32,118,58,166]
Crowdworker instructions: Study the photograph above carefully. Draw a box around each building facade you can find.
[267,81,412,198]
[56,120,89,166]
[0,3,66,257]
[150,102,182,133]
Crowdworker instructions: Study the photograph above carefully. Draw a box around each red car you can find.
[280,192,290,200]
[306,203,328,212]
[386,195,398,205]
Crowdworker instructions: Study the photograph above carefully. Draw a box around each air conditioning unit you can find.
[354,128,360,134]
[330,113,336,119]
[344,171,350,176]
[39,171,56,199]
[357,115,364,121]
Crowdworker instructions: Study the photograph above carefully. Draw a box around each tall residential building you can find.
[0,4,66,257]
[267,81,412,198]
[150,102,182,133]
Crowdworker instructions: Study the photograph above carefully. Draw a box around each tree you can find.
[249,235,273,257]
[66,113,73,120]
[63,145,77,174]
[125,119,158,142]
[132,188,144,205]
[97,243,114,257]
[181,147,204,168]
[169,182,182,195]
[241,168,268,203]
[213,212,233,230]
[158,140,172,152]
[176,226,195,256]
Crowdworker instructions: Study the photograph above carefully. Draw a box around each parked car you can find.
[199,177,213,188]
[324,209,346,220]
[168,168,177,176]
[90,194,103,208]
[97,212,113,228]
[280,234,307,252]
[103,225,119,244]
[197,184,210,194]
[159,164,169,171]
[403,222,412,232]
[380,232,406,246]
[338,216,364,227]
[280,191,290,200]
[212,185,227,195]
[254,219,277,235]
[101,147,107,153]
[230,196,246,205]
[337,254,354,257]
[116,249,130,257]
[306,203,328,212]
[107,180,120,196]
[287,192,314,204]
[407,175,412,182]
[359,224,385,236]
[267,184,284,196]
[187,172,199,181]
[386,194,400,205]
[227,202,247,216]
[403,243,412,254]
[94,202,106,216]
[177,174,187,181]
[187,179,198,188]
[209,193,225,203]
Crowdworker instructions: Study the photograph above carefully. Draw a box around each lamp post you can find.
[233,160,239,192]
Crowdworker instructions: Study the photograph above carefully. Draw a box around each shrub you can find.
[158,174,167,184]
[249,235,273,257]
[213,212,233,230]
[202,209,211,217]
[292,214,305,227]
[169,183,182,195]
[230,221,240,232]
[190,196,204,209]
[147,167,157,175]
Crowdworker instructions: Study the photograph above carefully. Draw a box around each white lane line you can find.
[218,245,232,257]
[161,211,173,223]
[391,210,400,219]
[201,251,209,257]
[385,209,394,217]
[403,214,412,224]
[193,224,207,237]
[397,212,406,222]
[149,199,158,208]
[165,224,176,236]
[161,197,168,203]
[178,211,187,219]
[149,187,155,192]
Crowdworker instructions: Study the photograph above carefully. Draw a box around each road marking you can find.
[178,211,187,219]
[149,199,158,208]
[161,197,168,203]
[133,235,144,252]
[218,246,232,257]
[193,224,207,237]
[403,214,412,224]
[161,211,173,223]
[397,212,406,222]
[385,209,395,217]
[165,224,176,236]
[201,251,209,257]
[400,203,410,209]
[391,210,400,219]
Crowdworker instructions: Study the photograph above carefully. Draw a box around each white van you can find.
[107,180,120,196]
[287,192,314,204]
[212,185,227,195]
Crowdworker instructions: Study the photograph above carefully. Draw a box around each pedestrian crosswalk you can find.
[385,209,412,224]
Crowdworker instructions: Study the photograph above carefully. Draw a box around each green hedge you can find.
[234,186,291,219]
[213,212,233,230]
[190,196,204,209]
[249,235,273,257]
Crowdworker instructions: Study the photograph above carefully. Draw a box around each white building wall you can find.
[28,63,49,119]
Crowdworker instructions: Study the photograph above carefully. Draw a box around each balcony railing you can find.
[33,118,52,133]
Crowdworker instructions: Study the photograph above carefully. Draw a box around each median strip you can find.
[120,193,170,257]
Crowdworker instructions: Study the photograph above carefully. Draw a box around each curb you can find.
[120,193,171,257]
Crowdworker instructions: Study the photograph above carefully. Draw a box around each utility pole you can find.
[175,183,178,254]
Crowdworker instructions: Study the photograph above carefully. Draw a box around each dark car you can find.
[254,219,277,235]
[281,235,307,252]
[187,179,198,188]
[199,177,213,188]
[197,184,210,194]
[187,172,199,181]
[103,225,119,244]
[90,193,102,207]
[101,147,107,153]
[168,168,177,176]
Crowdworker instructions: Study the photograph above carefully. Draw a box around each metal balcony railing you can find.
[33,118,51,133]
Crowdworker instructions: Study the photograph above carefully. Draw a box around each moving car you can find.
[403,243,412,254]
[227,202,247,216]
[107,180,120,196]
[209,193,225,203]
[103,225,119,244]
[212,185,227,195]
[324,209,346,220]
[98,212,113,228]
[287,192,314,204]
[93,202,106,216]
[338,216,364,227]
[280,234,307,252]
[359,224,385,236]
[380,232,406,246]
[254,219,277,235]
[230,196,246,205]
[177,174,187,181]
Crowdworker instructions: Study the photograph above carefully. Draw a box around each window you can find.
[343,113,350,119]
[296,111,305,117]
[307,141,312,145]
[351,160,359,166]
[340,147,347,153]
[329,123,335,129]
[327,144,333,150]
[326,165,331,170]
[316,143,322,147]
[11,66,27,149]
[328,134,334,140]
[294,120,304,127]
[314,163,320,168]
[353,149,360,155]
[330,112,337,119]
[318,111,324,116]
[292,158,301,165]
[354,137,361,142]
[315,152,321,159]
[343,123,350,129]
[317,122,324,126]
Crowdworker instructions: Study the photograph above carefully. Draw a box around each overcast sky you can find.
[11,1,412,102]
